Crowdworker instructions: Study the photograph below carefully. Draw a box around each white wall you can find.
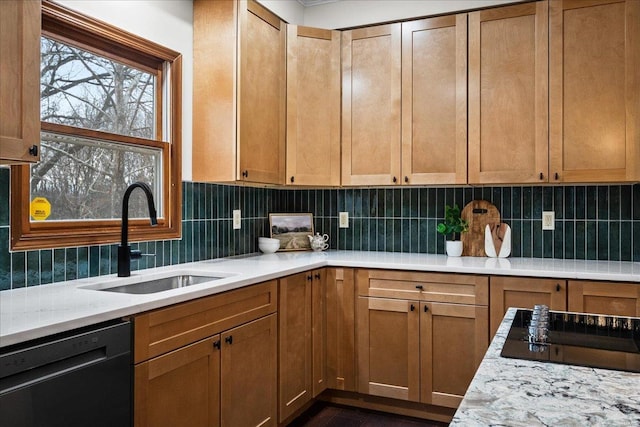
[302,0,524,29]
[257,0,305,24]
[55,0,195,180]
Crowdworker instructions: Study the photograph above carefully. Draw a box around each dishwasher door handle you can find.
[0,348,107,395]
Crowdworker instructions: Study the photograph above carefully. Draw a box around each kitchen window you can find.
[10,0,182,250]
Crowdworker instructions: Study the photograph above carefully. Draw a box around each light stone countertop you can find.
[450,307,640,426]
[2,250,640,348]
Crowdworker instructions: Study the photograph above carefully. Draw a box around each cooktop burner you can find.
[500,309,640,373]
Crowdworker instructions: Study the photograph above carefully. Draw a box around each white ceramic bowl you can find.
[258,237,280,254]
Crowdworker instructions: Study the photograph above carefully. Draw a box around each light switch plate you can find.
[233,209,241,229]
[542,211,554,230]
[339,212,349,228]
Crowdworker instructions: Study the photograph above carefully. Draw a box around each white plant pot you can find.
[446,240,463,257]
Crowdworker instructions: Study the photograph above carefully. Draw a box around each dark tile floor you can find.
[288,403,449,427]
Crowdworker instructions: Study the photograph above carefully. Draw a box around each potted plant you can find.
[436,204,468,256]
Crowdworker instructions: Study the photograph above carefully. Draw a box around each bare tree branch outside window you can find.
[33,36,160,221]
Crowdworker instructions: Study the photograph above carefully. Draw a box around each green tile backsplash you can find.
[0,166,639,290]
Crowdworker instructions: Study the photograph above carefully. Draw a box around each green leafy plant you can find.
[436,204,469,241]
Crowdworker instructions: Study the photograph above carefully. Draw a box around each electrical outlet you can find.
[233,209,241,229]
[542,211,554,230]
[339,212,349,228]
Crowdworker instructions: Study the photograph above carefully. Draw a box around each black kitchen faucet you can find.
[118,182,158,277]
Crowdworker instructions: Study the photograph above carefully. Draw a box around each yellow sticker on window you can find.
[30,197,51,221]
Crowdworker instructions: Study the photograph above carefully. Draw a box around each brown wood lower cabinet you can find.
[278,269,327,423]
[135,337,220,427]
[420,302,488,408]
[490,276,567,337]
[133,281,278,427]
[326,268,356,392]
[357,296,488,408]
[135,314,277,427]
[568,280,640,317]
[220,315,278,427]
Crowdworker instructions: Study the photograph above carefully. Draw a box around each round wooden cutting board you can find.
[461,200,501,257]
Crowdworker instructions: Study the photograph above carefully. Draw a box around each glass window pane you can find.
[40,36,156,139]
[30,132,162,222]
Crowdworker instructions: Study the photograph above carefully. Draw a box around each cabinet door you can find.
[401,15,467,185]
[135,337,220,427]
[192,0,236,182]
[468,2,548,184]
[342,24,401,186]
[0,0,40,164]
[549,0,640,183]
[238,0,285,184]
[357,297,420,402]
[326,268,356,392]
[568,280,640,317]
[278,272,312,422]
[286,26,341,186]
[311,269,327,397]
[490,276,566,337]
[220,314,277,427]
[420,302,488,408]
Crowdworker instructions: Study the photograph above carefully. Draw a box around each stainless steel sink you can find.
[96,274,225,294]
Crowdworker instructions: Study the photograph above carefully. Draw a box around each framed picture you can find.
[269,213,314,251]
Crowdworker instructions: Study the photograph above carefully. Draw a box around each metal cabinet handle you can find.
[556,284,561,292]
[290,176,295,183]
[404,176,409,183]
[415,285,424,290]
[554,172,559,180]
[539,172,544,180]
[410,304,415,311]
[314,273,321,280]
[392,176,397,183]
[225,336,233,345]
[29,145,39,157]
[307,275,313,281]
[424,305,429,312]
[213,340,221,350]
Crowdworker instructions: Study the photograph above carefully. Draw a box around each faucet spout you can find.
[118,182,158,277]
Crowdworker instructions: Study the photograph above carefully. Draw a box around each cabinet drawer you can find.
[356,269,488,305]
[134,280,277,363]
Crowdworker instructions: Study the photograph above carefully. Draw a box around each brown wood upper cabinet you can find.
[402,14,467,185]
[286,25,341,186]
[193,0,285,184]
[342,24,402,186]
[549,0,640,183]
[342,17,467,187]
[468,1,549,184]
[0,0,40,164]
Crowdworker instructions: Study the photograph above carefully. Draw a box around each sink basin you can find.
[85,273,230,294]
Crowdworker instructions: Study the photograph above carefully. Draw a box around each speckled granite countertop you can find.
[450,307,640,426]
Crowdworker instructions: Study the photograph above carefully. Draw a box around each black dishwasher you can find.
[0,320,132,427]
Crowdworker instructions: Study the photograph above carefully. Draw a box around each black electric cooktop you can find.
[500,309,640,373]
